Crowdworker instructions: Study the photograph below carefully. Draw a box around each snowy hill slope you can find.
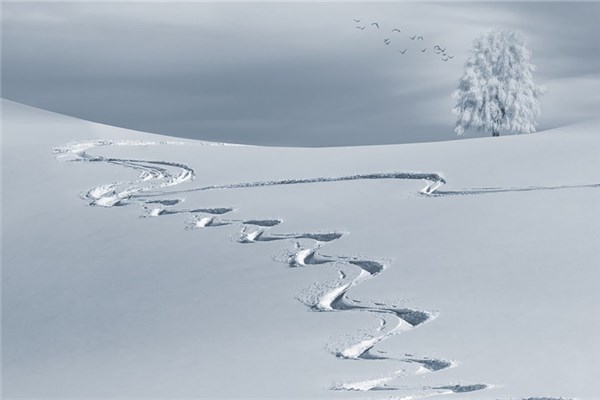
[2,99,599,399]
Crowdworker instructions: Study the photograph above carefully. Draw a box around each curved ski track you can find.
[55,140,596,398]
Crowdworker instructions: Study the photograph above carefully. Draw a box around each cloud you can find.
[2,2,598,146]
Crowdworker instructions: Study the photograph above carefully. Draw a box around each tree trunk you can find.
[492,129,500,137]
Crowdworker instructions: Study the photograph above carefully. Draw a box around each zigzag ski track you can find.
[55,139,596,398]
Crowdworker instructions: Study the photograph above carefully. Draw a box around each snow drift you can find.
[2,99,599,399]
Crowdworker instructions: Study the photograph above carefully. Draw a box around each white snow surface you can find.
[2,99,599,399]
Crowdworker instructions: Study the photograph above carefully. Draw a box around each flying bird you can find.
[399,49,407,54]
[384,38,391,45]
[417,36,424,40]
[356,26,366,30]
[372,22,380,29]
[353,19,361,22]
[392,28,401,33]
[421,48,427,52]
[409,35,416,40]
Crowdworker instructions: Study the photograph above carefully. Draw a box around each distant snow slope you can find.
[2,99,599,399]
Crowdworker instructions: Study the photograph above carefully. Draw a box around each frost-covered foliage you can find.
[452,29,546,136]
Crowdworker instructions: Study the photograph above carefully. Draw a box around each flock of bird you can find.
[353,19,454,61]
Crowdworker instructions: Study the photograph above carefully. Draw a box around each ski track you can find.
[54,139,596,398]
[138,170,447,198]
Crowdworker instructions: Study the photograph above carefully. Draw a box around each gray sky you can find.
[2,2,599,146]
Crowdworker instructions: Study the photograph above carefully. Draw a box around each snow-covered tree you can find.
[452,28,545,137]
